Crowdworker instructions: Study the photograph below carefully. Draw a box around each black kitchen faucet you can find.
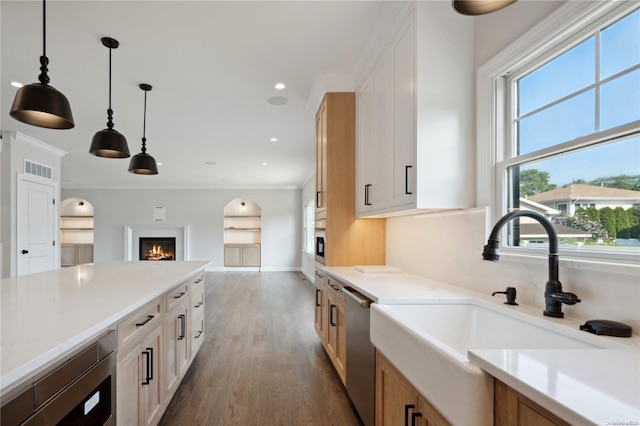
[482,210,581,318]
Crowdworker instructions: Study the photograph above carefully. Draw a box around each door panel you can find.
[17,178,55,276]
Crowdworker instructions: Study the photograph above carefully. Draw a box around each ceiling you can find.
[1,1,387,189]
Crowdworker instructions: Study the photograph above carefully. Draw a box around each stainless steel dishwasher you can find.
[342,286,375,426]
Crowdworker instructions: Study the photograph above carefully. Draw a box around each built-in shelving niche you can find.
[223,199,261,267]
[60,198,94,266]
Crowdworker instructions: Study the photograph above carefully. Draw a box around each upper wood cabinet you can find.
[356,3,474,217]
[315,92,386,266]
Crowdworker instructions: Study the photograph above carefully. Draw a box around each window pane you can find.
[510,136,640,253]
[518,37,595,116]
[518,90,595,155]
[600,68,640,130]
[601,9,640,79]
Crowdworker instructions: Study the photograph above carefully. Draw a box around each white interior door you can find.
[17,177,56,276]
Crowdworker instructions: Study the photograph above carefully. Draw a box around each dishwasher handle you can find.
[342,286,373,308]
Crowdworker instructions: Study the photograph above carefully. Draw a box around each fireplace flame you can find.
[145,244,174,261]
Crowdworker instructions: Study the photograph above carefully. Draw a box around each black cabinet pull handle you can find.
[405,165,413,195]
[329,304,336,327]
[365,184,372,206]
[21,249,29,254]
[174,291,186,299]
[195,330,203,339]
[147,347,154,381]
[178,314,186,340]
[136,315,154,327]
[404,404,415,426]
[141,350,151,385]
[411,412,422,426]
[194,277,203,283]
[316,191,322,207]
[315,289,321,307]
[194,301,203,308]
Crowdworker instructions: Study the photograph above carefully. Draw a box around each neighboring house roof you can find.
[519,223,592,237]
[527,184,640,202]
[519,198,560,215]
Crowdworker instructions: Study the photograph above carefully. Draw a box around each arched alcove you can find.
[223,198,261,268]
[60,198,94,266]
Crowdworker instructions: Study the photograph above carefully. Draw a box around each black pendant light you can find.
[89,37,130,158]
[10,0,74,129]
[128,84,158,175]
[452,0,516,15]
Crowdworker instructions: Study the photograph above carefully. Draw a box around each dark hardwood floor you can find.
[159,272,362,426]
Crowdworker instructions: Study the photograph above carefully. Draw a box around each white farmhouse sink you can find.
[370,299,627,426]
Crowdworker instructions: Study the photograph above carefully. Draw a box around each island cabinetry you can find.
[376,351,449,426]
[356,3,474,217]
[117,298,164,426]
[494,380,570,426]
[190,274,206,357]
[164,287,190,401]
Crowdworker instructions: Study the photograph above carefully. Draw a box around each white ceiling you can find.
[1,1,387,189]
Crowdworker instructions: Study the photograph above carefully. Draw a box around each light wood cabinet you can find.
[224,243,261,267]
[376,351,449,426]
[117,271,206,426]
[60,243,93,266]
[117,319,163,426]
[314,270,327,342]
[356,4,474,217]
[315,93,386,266]
[494,380,570,426]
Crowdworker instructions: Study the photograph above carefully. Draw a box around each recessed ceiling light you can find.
[10,81,23,88]
[267,96,288,106]
[206,161,217,166]
[274,83,286,90]
[262,162,268,166]
[270,137,278,142]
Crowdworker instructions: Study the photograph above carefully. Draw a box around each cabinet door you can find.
[326,294,346,384]
[191,310,205,358]
[316,101,328,214]
[313,284,324,340]
[371,54,394,212]
[416,393,450,426]
[376,352,419,426]
[164,300,190,400]
[356,75,375,215]
[241,244,260,266]
[116,344,142,426]
[61,245,76,267]
[141,324,163,426]
[495,380,570,426]
[224,244,242,266]
[75,244,94,264]
[391,17,416,208]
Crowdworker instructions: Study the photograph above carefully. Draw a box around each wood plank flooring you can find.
[159,272,363,426]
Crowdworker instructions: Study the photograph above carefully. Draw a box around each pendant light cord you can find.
[106,46,114,129]
[141,90,148,153]
[38,0,50,85]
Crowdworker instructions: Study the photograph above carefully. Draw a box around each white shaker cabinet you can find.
[356,3,474,217]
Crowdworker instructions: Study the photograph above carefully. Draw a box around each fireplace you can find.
[139,237,176,261]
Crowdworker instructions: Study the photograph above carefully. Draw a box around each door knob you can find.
[21,249,29,254]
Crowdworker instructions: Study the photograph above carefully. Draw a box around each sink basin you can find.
[370,299,627,426]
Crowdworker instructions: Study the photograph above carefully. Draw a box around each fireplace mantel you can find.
[124,225,189,261]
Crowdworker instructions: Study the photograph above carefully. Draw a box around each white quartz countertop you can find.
[324,265,640,425]
[1,261,209,396]
[468,349,640,425]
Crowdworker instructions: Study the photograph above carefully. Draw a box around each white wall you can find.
[60,188,302,271]
[300,174,316,282]
[386,1,640,331]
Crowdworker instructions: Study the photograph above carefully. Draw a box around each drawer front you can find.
[327,276,346,305]
[117,298,162,349]
[191,285,205,314]
[191,271,204,287]
[166,282,189,311]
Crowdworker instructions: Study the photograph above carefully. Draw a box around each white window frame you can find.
[477,0,640,269]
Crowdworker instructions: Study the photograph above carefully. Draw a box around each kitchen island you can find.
[1,261,209,417]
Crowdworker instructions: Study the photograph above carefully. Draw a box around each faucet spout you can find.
[482,210,580,318]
